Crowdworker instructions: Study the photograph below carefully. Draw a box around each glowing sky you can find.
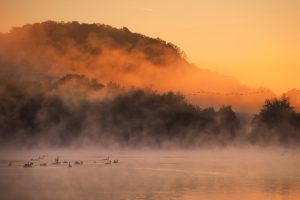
[1,0,300,94]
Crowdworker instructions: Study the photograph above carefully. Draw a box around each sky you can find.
[1,0,300,94]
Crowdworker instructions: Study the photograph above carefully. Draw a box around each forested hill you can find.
[0,21,185,66]
[0,21,275,111]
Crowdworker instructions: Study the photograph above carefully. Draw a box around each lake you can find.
[0,148,299,200]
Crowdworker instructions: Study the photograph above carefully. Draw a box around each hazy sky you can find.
[1,0,300,94]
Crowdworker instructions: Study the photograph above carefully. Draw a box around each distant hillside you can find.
[0,21,276,111]
[0,22,299,147]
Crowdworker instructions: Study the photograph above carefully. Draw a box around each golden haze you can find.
[1,0,300,94]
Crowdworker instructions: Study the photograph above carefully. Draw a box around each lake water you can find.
[0,148,299,200]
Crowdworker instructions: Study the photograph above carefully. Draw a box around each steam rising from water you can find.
[0,148,300,200]
[0,75,242,147]
[0,21,299,200]
[1,22,299,148]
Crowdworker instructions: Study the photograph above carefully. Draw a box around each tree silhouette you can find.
[256,96,295,127]
[251,96,300,145]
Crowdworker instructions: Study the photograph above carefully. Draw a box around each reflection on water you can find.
[0,148,299,200]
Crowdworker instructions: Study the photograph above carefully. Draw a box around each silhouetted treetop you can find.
[251,97,300,146]
[256,97,296,126]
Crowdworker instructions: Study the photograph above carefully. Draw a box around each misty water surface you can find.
[0,148,299,200]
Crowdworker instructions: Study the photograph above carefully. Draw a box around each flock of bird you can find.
[7,155,119,168]
[186,89,272,96]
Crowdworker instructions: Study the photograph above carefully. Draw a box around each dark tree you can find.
[251,96,300,145]
[254,97,296,127]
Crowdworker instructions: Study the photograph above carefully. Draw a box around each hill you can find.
[0,21,276,111]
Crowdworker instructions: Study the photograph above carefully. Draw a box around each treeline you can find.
[0,74,299,147]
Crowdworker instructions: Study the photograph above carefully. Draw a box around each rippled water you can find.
[0,148,299,200]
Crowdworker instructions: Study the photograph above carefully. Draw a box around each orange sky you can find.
[1,0,300,94]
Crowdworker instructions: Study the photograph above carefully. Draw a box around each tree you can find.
[256,96,295,127]
[251,96,300,145]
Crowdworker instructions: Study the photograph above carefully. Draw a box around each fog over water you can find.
[0,22,300,200]
[0,148,300,200]
[1,22,300,149]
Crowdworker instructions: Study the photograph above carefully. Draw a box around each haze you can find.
[1,148,300,200]
[1,0,300,94]
[1,2,300,200]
